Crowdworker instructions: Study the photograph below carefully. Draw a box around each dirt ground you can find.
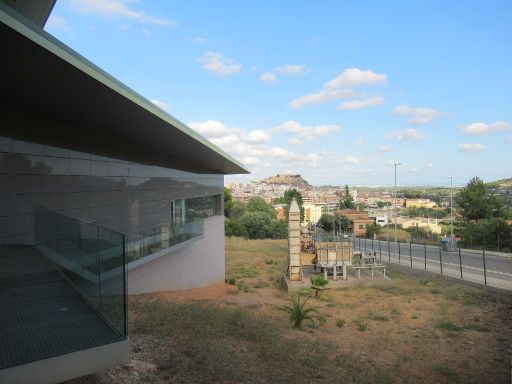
[68,237,512,384]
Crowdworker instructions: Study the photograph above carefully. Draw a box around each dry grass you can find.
[68,237,512,384]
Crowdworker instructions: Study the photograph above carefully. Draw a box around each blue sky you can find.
[45,0,512,186]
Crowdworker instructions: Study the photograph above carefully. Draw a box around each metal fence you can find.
[352,236,511,291]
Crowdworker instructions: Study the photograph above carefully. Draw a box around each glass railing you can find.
[34,206,126,337]
[126,219,204,263]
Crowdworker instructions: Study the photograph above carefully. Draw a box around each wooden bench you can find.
[352,264,387,279]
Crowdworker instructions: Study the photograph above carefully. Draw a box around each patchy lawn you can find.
[69,237,511,384]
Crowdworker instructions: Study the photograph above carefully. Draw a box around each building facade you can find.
[0,1,247,383]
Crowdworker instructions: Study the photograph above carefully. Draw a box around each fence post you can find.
[398,242,401,264]
[371,238,374,251]
[439,245,443,275]
[482,249,487,285]
[358,237,361,251]
[458,247,463,279]
[388,240,390,262]
[364,237,367,251]
[379,239,382,261]
[410,242,413,267]
[424,243,427,271]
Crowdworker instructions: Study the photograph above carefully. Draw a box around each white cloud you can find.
[427,162,434,168]
[289,67,386,109]
[459,143,485,152]
[69,0,177,26]
[379,145,393,152]
[272,121,341,142]
[192,36,206,44]
[386,128,425,141]
[289,89,356,109]
[274,64,308,75]
[46,15,71,32]
[188,120,237,138]
[260,72,277,82]
[354,136,364,146]
[460,121,511,135]
[325,68,387,89]
[338,96,385,110]
[246,129,271,144]
[260,64,308,82]
[393,104,442,125]
[197,52,241,75]
[150,99,170,111]
[344,156,361,164]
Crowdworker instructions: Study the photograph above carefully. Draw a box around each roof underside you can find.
[0,3,248,175]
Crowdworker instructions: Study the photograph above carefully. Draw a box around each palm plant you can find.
[310,275,329,298]
[280,295,320,328]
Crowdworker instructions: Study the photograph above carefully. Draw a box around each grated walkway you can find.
[0,245,123,370]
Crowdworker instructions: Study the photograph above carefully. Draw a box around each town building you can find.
[405,198,437,209]
[0,2,247,383]
[338,209,375,237]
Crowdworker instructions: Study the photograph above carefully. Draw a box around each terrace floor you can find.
[0,245,123,370]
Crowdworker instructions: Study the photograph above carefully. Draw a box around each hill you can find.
[260,174,311,187]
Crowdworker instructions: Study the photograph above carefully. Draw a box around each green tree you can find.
[228,200,247,219]
[318,214,334,232]
[240,212,273,239]
[376,201,392,208]
[365,223,382,238]
[247,196,276,218]
[283,189,305,222]
[223,187,233,217]
[225,218,248,238]
[456,177,506,222]
[269,220,288,239]
[339,185,356,209]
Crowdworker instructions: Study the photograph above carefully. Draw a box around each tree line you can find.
[224,188,304,240]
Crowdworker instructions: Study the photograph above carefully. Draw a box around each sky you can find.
[44,0,512,187]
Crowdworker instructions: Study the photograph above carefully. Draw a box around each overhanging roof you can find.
[0,3,249,175]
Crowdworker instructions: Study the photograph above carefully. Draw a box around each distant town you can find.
[226,174,512,243]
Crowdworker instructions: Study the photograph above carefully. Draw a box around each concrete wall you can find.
[0,339,130,384]
[128,215,225,293]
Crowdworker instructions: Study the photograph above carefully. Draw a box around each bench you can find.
[352,264,387,279]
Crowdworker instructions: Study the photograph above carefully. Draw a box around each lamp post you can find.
[449,175,453,251]
[394,162,402,254]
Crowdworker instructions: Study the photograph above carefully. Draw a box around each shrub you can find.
[310,276,329,298]
[335,317,346,328]
[354,319,369,332]
[227,277,236,285]
[280,295,320,328]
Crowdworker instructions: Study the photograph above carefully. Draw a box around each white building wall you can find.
[128,216,225,294]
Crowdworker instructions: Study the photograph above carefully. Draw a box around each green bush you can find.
[280,295,320,328]
[354,319,369,332]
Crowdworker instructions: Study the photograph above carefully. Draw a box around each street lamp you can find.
[394,162,402,253]
[449,176,453,251]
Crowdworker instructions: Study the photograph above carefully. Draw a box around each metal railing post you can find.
[358,237,361,251]
[97,226,102,310]
[398,242,401,264]
[388,240,390,262]
[364,237,367,251]
[410,242,413,267]
[379,239,382,261]
[482,249,487,285]
[424,243,427,270]
[439,245,443,275]
[458,247,463,279]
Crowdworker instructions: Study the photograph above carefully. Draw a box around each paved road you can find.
[354,238,512,290]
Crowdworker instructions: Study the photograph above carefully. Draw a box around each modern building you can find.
[0,1,247,383]
[303,203,323,225]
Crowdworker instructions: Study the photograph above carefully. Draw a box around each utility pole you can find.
[449,175,454,251]
[394,162,402,254]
